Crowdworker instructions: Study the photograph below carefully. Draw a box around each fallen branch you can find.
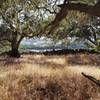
[82,72,100,87]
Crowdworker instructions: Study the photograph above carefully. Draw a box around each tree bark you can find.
[46,6,69,35]
[8,32,23,58]
[9,42,20,58]
[58,2,100,17]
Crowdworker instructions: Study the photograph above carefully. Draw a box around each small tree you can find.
[0,0,47,57]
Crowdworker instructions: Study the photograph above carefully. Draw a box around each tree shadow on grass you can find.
[66,54,100,66]
[0,53,100,69]
[0,56,22,67]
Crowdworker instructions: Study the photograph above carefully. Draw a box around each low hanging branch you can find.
[82,72,100,87]
[44,0,69,35]
[40,0,69,36]
[58,1,100,17]
[47,7,68,35]
[45,0,100,35]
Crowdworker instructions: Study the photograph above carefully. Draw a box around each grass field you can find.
[0,53,100,100]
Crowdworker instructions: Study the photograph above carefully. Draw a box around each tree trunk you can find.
[8,32,24,58]
[9,42,20,58]
[10,47,20,58]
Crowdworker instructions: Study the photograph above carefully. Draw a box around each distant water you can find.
[20,37,87,52]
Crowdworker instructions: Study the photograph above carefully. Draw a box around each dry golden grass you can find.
[0,53,100,100]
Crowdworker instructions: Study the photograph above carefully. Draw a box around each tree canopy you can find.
[0,0,100,57]
[45,0,100,35]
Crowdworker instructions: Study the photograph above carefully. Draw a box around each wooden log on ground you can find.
[82,72,100,87]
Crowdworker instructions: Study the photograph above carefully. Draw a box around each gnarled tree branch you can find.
[58,1,100,17]
[46,0,100,35]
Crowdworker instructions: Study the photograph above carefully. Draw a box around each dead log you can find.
[82,72,100,87]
